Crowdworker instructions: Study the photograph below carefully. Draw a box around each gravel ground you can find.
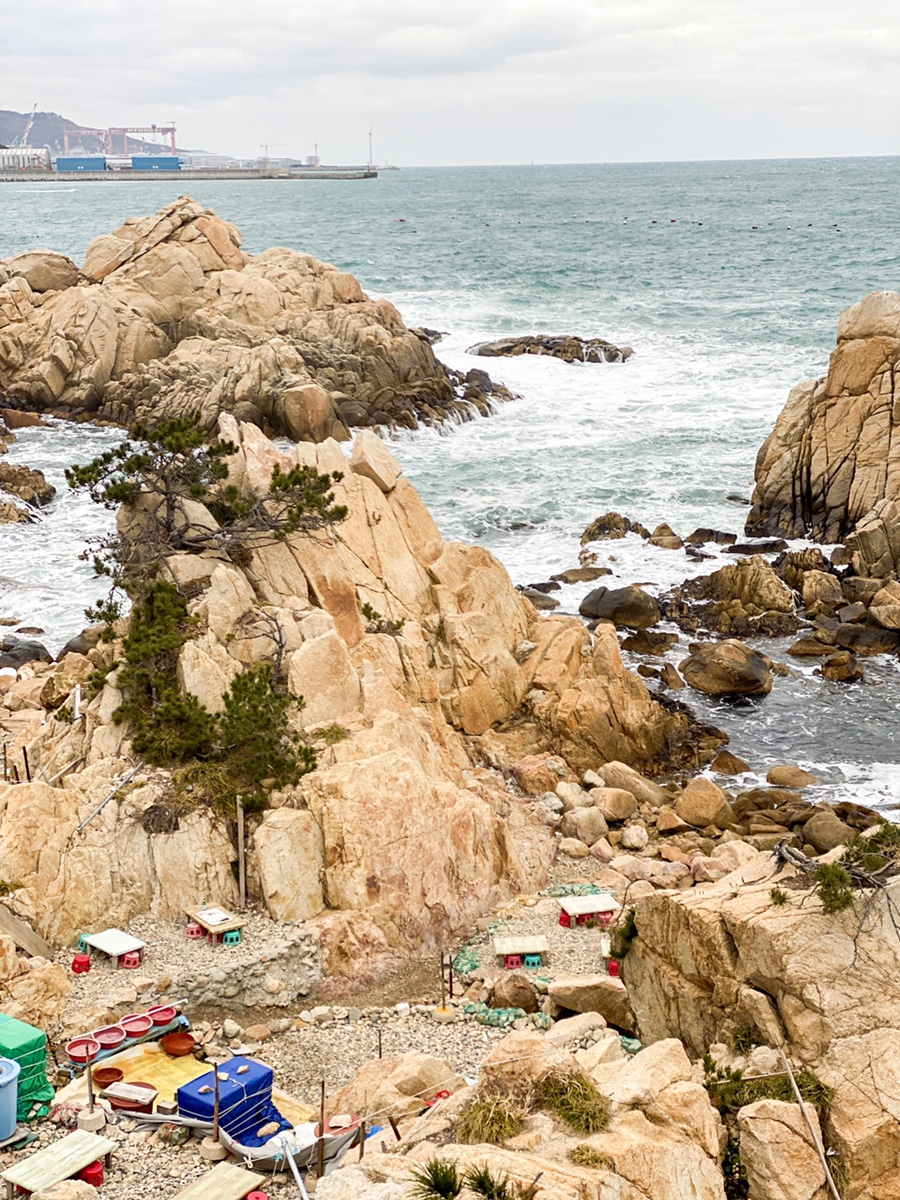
[52,912,305,1015]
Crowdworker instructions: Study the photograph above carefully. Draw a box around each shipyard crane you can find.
[63,127,108,155]
[106,124,177,155]
[11,103,38,148]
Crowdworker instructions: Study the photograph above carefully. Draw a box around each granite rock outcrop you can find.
[0,197,504,438]
[747,290,900,566]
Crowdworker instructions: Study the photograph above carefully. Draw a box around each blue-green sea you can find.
[2,160,900,805]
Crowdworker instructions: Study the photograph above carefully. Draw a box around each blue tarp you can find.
[176,1056,291,1147]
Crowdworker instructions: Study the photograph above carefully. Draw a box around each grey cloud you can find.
[1,0,899,163]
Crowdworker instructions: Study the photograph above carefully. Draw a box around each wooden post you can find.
[22,748,30,783]
[85,1046,94,1113]
[316,1080,326,1178]
[358,1119,366,1161]
[2,745,6,782]
[377,1029,382,1059]
[387,1115,401,1141]
[236,796,246,909]
[11,765,18,784]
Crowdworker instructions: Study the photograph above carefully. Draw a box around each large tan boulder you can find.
[253,809,325,921]
[6,251,78,293]
[349,430,403,492]
[593,1109,727,1199]
[680,639,773,697]
[324,1051,465,1121]
[32,1183,100,1200]
[624,866,900,1076]
[676,777,731,828]
[548,973,636,1032]
[737,1099,829,1200]
[818,1028,900,1197]
[479,1029,575,1092]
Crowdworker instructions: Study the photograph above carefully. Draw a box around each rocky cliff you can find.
[0,197,506,439]
[747,290,900,574]
[0,425,706,988]
[625,860,900,1198]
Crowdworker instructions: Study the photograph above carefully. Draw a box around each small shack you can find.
[558,894,620,929]
[492,935,549,971]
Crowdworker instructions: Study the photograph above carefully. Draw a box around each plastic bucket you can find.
[0,1058,20,1140]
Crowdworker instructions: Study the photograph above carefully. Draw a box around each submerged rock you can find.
[0,462,55,507]
[579,584,660,628]
[663,555,800,637]
[581,511,651,543]
[680,639,774,697]
[468,333,633,363]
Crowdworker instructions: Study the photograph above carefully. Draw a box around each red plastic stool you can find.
[80,1160,104,1187]
[247,1193,270,1200]
[185,921,204,939]
[71,953,91,974]
[608,959,620,977]
[120,951,141,969]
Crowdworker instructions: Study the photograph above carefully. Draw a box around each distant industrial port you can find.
[0,118,380,181]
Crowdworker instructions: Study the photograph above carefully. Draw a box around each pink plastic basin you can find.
[148,1005,177,1026]
[93,1025,127,1048]
[66,1036,101,1064]
[120,1014,153,1037]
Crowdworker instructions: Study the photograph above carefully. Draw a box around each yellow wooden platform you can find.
[55,1041,314,1125]
[170,1160,266,1199]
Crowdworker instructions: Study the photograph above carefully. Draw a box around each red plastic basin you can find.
[93,1025,127,1048]
[66,1036,101,1064]
[120,1013,153,1037]
[148,1005,177,1026]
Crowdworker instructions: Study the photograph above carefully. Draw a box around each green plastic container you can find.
[0,1014,54,1121]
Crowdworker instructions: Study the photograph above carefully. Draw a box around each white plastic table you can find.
[82,928,146,968]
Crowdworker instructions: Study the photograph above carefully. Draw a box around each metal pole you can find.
[213,1066,220,1142]
[237,796,246,909]
[2,745,6,782]
[22,748,30,783]
[279,1135,311,1200]
[778,1048,841,1200]
[75,762,145,833]
[440,952,446,1009]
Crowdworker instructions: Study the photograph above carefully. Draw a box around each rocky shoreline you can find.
[0,213,899,1199]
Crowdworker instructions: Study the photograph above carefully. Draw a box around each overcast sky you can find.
[3,0,898,165]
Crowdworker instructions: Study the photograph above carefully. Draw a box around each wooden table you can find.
[82,927,146,968]
[185,907,247,940]
[0,1128,117,1199]
[171,1160,267,1199]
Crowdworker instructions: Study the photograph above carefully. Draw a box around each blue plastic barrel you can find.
[0,1058,21,1139]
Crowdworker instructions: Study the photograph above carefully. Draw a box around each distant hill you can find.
[0,109,187,155]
